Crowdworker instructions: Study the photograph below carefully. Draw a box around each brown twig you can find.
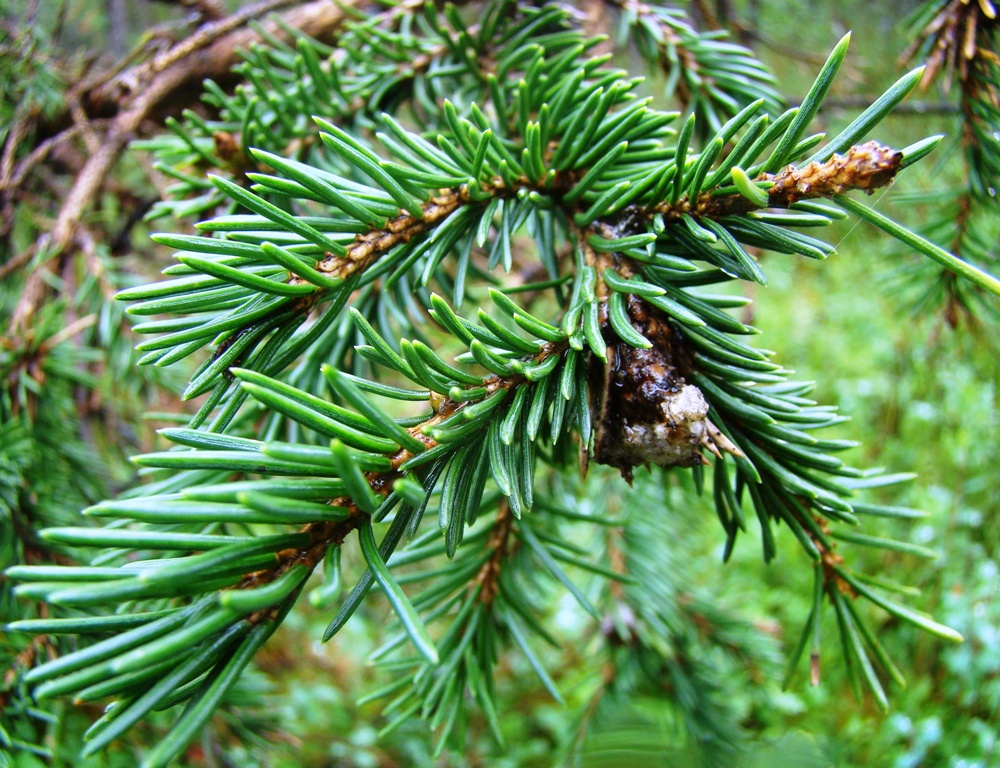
[473,500,516,606]
[0,103,37,238]
[152,0,228,22]
[2,119,113,200]
[0,242,40,283]
[316,190,474,282]
[317,140,904,304]
[653,140,904,221]
[88,0,299,108]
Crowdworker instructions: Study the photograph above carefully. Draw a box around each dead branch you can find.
[5,0,355,335]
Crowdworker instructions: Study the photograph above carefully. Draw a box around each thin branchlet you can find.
[472,501,516,606]
[301,142,903,294]
[240,515,362,625]
[315,189,471,280]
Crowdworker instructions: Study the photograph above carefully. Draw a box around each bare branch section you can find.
[655,141,903,220]
[85,0,341,118]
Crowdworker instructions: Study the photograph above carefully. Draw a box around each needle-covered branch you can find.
[605,0,784,135]
[6,3,998,764]
[656,140,903,221]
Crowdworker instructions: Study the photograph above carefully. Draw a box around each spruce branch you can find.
[606,0,784,135]
[891,0,1000,325]
[6,5,996,762]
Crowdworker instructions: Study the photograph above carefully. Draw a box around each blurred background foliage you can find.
[1,0,997,766]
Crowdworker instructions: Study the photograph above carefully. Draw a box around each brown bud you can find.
[213,131,243,164]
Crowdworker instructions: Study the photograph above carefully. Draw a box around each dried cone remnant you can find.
[589,296,736,481]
